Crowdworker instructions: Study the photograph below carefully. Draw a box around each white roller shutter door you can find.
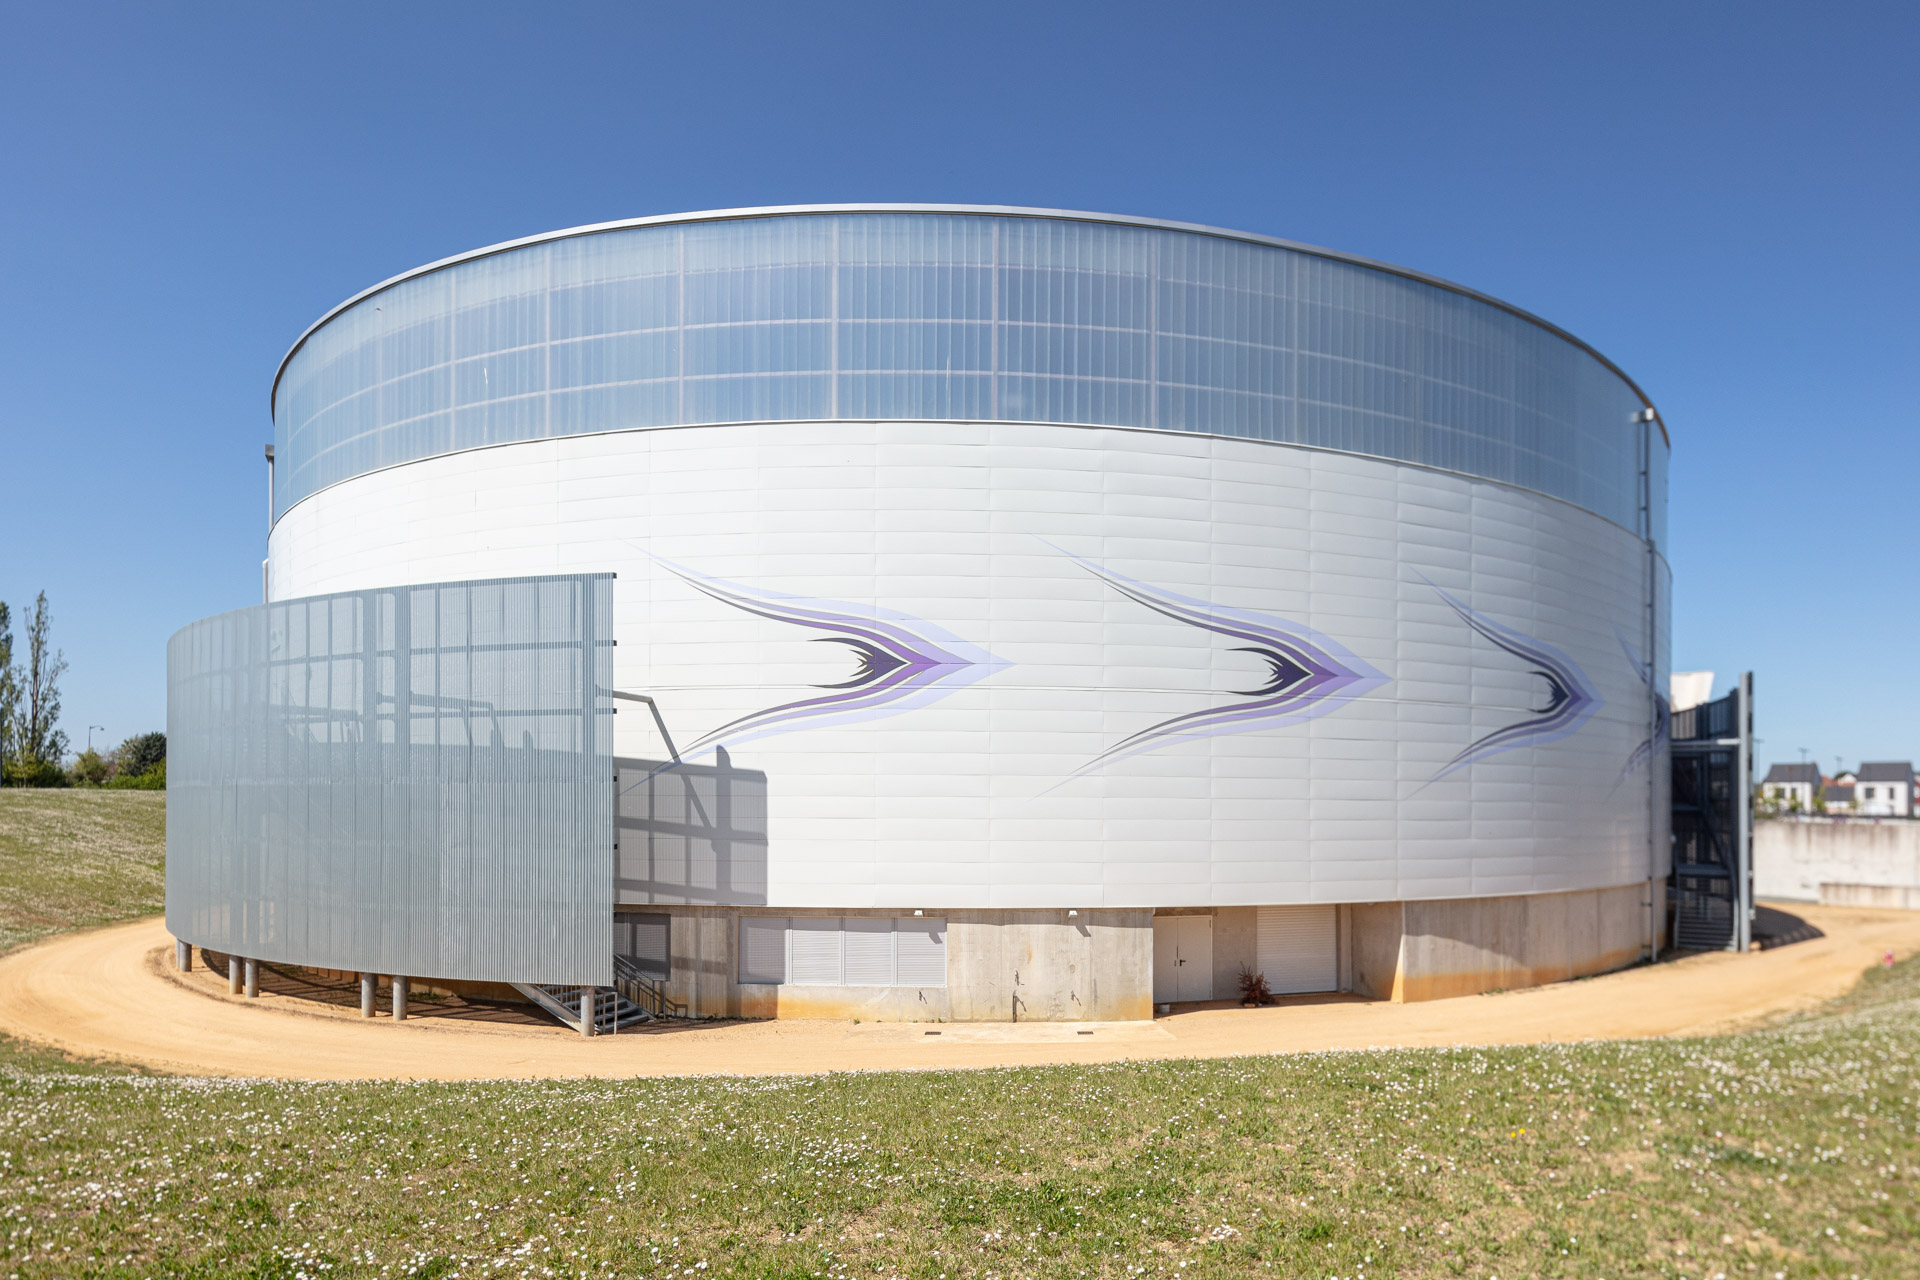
[1255,905,1337,994]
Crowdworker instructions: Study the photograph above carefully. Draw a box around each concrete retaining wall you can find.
[1756,818,1920,903]
[1819,883,1920,909]
[1345,883,1653,1002]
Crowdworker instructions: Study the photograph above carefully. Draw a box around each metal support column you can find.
[392,976,409,1022]
[227,955,242,995]
[243,958,259,998]
[1638,407,1659,962]
[360,973,377,1018]
[175,940,191,972]
[580,988,596,1038]
[1735,673,1755,952]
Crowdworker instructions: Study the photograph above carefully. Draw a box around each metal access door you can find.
[1151,915,1214,1003]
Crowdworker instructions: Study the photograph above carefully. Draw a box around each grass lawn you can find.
[0,795,1915,1278]
[0,790,165,953]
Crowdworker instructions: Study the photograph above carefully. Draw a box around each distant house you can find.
[1761,762,1821,811]
[1854,761,1915,817]
[1822,781,1856,813]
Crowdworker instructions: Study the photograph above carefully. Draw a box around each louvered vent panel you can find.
[895,919,948,987]
[789,919,844,985]
[842,918,895,985]
[614,912,670,981]
[738,916,788,984]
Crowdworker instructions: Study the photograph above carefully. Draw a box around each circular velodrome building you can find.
[168,205,1672,1025]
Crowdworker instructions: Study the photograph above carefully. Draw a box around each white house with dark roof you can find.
[1762,762,1822,812]
[1855,762,1915,817]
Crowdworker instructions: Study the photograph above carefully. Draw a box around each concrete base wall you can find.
[1210,906,1258,1000]
[1756,817,1920,903]
[945,910,1153,1022]
[1347,882,1655,1002]
[1350,902,1406,999]
[644,887,1654,1021]
[655,907,1151,1023]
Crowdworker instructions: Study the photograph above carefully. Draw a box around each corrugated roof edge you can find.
[270,203,1669,448]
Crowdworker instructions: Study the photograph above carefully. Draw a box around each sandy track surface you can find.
[3,905,1917,1081]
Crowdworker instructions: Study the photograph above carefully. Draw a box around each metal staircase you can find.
[1674,869,1737,951]
[1669,686,1750,953]
[510,981,652,1035]
[612,954,685,1020]
[510,955,685,1034]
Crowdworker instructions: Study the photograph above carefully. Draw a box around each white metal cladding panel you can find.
[739,916,788,983]
[614,752,769,906]
[165,574,615,986]
[1256,906,1337,994]
[270,420,1668,911]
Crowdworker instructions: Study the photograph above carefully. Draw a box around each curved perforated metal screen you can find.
[274,211,1665,543]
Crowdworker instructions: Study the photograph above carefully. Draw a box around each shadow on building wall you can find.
[614,749,768,906]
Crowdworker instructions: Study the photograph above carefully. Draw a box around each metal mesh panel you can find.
[166,574,615,986]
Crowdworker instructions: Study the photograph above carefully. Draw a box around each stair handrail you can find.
[611,954,684,1019]
[510,981,587,1032]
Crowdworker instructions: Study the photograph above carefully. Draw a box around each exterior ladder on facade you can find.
[510,982,651,1034]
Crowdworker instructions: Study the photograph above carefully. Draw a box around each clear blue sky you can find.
[1,2,1913,774]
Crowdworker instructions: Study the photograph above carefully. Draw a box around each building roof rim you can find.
[1855,761,1916,782]
[1763,762,1822,783]
[269,203,1669,447]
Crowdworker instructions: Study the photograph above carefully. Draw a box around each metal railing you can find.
[611,954,685,1020]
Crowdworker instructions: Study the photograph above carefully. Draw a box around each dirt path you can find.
[3,905,1917,1081]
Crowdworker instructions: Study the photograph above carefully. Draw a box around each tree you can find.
[69,748,109,786]
[113,732,166,779]
[15,592,67,767]
[0,602,16,774]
